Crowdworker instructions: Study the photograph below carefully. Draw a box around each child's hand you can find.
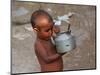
[52,26,60,38]
[53,26,60,34]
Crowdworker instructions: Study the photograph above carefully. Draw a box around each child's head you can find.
[31,9,54,40]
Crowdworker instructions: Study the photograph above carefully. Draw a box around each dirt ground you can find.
[11,0,96,74]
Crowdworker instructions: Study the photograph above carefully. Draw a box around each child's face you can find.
[35,16,54,40]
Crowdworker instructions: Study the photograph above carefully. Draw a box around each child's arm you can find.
[35,41,62,63]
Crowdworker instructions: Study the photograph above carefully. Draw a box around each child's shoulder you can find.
[35,39,41,46]
[35,39,43,51]
[35,38,45,47]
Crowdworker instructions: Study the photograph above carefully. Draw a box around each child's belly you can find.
[40,58,63,72]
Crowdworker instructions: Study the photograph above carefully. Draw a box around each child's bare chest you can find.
[42,41,57,55]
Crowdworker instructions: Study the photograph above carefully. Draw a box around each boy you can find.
[31,10,66,72]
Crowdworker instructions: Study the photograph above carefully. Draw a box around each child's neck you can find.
[37,36,51,41]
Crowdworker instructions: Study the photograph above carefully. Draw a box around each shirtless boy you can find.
[31,10,66,72]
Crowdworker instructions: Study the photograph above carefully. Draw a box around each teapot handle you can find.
[68,24,70,31]
[66,24,71,34]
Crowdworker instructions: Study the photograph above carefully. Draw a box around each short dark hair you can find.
[30,9,53,28]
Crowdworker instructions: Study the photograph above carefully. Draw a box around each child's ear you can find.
[34,28,39,31]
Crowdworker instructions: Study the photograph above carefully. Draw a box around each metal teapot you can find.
[54,24,76,53]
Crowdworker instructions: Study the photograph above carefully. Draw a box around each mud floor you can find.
[11,0,96,74]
